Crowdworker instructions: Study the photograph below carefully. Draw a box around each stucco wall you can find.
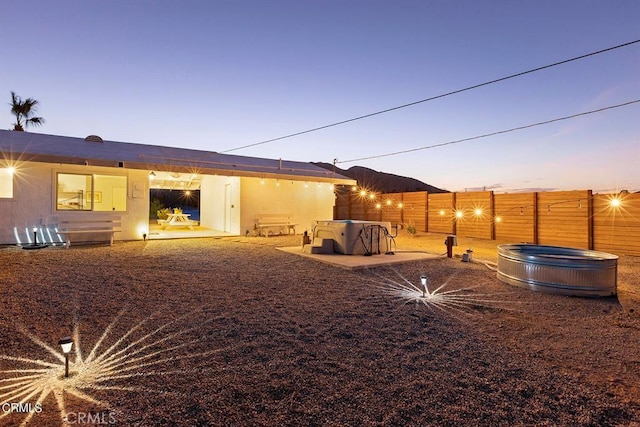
[239,177,335,236]
[200,175,241,234]
[0,161,148,245]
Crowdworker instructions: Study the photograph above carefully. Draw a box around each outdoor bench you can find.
[255,214,297,236]
[56,216,121,247]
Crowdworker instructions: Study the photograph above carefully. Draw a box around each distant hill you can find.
[313,163,448,194]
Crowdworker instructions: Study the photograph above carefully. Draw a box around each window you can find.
[56,173,127,211]
[0,168,14,198]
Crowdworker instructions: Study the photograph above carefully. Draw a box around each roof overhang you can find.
[0,130,356,186]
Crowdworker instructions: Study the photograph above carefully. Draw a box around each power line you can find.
[221,39,640,153]
[336,99,640,164]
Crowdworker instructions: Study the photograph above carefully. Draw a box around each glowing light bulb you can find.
[610,198,621,207]
[474,208,483,216]
[455,210,464,219]
[439,209,445,216]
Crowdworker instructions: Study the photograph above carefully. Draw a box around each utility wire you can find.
[336,99,640,164]
[221,39,640,153]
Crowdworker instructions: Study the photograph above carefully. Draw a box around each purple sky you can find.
[2,1,638,192]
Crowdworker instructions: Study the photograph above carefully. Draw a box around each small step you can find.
[303,238,334,254]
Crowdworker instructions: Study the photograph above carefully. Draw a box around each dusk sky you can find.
[1,1,638,193]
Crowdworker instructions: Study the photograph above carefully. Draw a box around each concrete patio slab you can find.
[277,246,442,270]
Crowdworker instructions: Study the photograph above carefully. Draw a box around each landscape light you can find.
[455,210,464,219]
[420,274,428,297]
[439,209,445,216]
[32,227,38,246]
[375,203,381,209]
[58,336,73,378]
[474,208,483,216]
[397,203,403,209]
[495,216,502,223]
[386,199,392,206]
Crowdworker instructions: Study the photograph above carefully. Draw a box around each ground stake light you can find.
[420,274,428,297]
[58,336,73,378]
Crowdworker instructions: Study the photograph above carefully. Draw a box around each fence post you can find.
[533,192,539,244]
[587,189,594,250]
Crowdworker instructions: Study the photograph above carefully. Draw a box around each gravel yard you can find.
[1,233,639,426]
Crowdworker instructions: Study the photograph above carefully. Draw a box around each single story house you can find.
[0,130,355,245]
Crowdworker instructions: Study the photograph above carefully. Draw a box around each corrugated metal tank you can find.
[497,244,618,297]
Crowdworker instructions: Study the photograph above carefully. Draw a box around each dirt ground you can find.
[0,232,639,426]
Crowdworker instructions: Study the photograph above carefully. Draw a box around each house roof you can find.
[0,130,355,184]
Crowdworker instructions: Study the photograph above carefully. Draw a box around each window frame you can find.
[55,172,128,212]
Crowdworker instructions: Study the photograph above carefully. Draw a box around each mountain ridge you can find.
[313,162,448,194]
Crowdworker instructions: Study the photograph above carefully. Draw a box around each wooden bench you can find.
[57,216,121,247]
[255,214,297,237]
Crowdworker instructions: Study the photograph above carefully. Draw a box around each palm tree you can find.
[9,91,45,131]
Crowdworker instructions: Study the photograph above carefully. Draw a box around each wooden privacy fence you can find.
[334,189,640,256]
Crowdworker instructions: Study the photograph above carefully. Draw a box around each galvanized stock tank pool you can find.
[497,244,618,297]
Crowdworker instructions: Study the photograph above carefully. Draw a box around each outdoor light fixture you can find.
[23,227,47,250]
[397,203,403,209]
[439,209,445,216]
[7,166,15,175]
[149,171,156,180]
[386,200,392,206]
[456,210,464,219]
[474,208,483,216]
[369,193,375,200]
[420,274,428,297]
[610,197,621,208]
[142,233,147,241]
[376,203,381,209]
[359,189,366,197]
[58,336,73,378]
[495,216,502,223]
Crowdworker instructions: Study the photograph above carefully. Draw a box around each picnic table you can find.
[161,213,197,230]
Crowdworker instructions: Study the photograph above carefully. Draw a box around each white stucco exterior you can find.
[0,130,355,245]
[0,162,149,244]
